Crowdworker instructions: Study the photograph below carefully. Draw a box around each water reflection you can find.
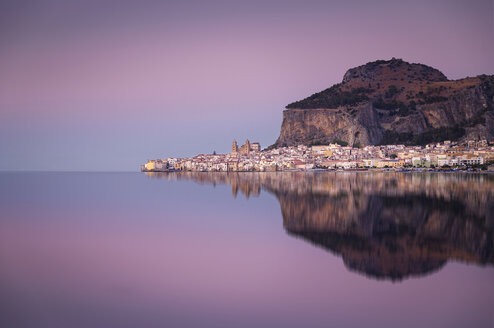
[147,171,494,281]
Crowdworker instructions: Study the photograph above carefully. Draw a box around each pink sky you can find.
[1,0,493,170]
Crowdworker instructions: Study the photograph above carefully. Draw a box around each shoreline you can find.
[142,168,494,174]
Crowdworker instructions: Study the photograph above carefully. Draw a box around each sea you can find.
[0,171,493,328]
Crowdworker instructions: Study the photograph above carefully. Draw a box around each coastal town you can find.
[141,138,494,172]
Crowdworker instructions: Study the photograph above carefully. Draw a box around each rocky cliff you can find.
[274,58,494,147]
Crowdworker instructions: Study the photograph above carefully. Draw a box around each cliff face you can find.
[274,58,494,147]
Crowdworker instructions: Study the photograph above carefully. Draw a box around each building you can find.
[143,159,168,171]
[144,160,155,171]
[231,139,261,154]
[227,161,239,171]
[460,156,484,166]
[240,139,251,154]
[250,142,261,152]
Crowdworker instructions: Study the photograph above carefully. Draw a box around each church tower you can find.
[242,139,250,154]
[232,140,238,153]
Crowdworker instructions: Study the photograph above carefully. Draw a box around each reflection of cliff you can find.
[147,171,494,281]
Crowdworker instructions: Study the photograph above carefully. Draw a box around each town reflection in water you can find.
[147,171,494,281]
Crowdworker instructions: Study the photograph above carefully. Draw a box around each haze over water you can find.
[1,171,493,328]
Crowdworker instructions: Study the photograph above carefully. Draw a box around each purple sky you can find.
[1,0,493,171]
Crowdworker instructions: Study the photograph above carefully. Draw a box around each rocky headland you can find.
[274,58,494,147]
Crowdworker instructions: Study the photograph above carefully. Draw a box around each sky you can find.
[1,0,493,171]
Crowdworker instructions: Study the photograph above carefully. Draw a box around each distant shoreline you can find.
[143,168,494,174]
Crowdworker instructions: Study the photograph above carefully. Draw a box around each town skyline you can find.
[142,138,494,172]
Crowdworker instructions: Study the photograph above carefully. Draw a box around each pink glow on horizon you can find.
[0,0,493,170]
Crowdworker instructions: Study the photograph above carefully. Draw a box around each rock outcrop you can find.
[274,58,494,147]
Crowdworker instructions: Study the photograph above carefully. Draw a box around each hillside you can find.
[274,58,494,147]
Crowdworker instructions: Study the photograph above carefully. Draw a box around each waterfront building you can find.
[227,161,239,172]
[145,160,155,171]
[144,138,493,172]
[460,156,484,166]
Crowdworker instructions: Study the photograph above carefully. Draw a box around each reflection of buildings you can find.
[146,171,494,281]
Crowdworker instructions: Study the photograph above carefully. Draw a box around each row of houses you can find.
[142,139,493,172]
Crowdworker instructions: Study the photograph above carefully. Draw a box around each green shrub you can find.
[333,139,349,147]
[286,84,374,109]
[379,126,465,145]
[385,85,399,98]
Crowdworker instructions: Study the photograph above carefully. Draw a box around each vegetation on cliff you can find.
[286,85,373,109]
[378,126,466,146]
[275,58,494,147]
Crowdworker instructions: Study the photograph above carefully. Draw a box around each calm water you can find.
[0,171,493,328]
